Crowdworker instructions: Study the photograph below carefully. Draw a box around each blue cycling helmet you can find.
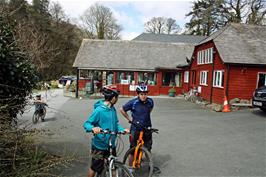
[136,84,148,93]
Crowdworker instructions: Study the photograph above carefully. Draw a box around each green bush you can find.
[50,80,59,89]
[0,16,38,125]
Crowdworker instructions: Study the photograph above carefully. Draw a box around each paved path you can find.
[20,90,266,177]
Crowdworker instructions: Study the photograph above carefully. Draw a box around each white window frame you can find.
[213,70,224,88]
[256,72,266,88]
[184,71,189,83]
[209,48,213,63]
[197,48,214,65]
[200,71,208,86]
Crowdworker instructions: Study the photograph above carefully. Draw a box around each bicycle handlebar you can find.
[129,121,159,134]
[92,129,128,135]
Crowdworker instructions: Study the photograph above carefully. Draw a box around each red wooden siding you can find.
[190,40,266,104]
[228,66,266,101]
[190,41,226,104]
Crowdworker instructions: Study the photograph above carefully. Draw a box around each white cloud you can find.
[26,0,194,36]
[132,1,193,27]
[111,8,139,31]
[120,31,140,40]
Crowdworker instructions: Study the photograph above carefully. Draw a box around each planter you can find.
[168,92,176,97]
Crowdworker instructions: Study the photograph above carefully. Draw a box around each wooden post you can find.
[76,68,79,98]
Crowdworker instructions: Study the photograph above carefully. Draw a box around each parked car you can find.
[58,76,76,86]
[252,86,266,112]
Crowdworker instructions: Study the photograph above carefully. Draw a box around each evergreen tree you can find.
[185,0,228,36]
[0,16,37,126]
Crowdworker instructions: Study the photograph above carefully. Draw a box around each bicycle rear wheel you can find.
[123,146,153,177]
[100,161,134,177]
[49,89,58,98]
[32,111,39,124]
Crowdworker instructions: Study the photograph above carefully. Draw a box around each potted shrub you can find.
[168,87,176,97]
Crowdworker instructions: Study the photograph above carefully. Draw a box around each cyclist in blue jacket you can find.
[120,84,153,152]
[120,84,161,174]
[84,86,129,177]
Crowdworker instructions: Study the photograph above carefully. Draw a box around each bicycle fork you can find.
[108,156,118,177]
[132,131,144,169]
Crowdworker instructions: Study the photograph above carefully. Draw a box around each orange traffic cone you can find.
[222,93,231,113]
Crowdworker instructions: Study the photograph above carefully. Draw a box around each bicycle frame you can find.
[94,130,130,177]
[132,131,144,169]
[129,121,158,170]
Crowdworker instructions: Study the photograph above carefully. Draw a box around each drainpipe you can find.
[210,50,215,104]
[76,68,79,98]
[226,64,230,98]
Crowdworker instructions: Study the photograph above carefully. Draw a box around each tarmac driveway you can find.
[20,90,266,177]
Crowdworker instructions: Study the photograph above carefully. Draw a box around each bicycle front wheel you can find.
[100,161,134,177]
[41,107,46,122]
[32,111,40,124]
[123,146,153,177]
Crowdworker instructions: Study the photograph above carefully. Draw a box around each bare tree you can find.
[225,0,249,23]
[165,18,181,34]
[145,17,181,34]
[49,1,66,23]
[80,3,122,39]
[246,0,266,25]
[145,17,165,34]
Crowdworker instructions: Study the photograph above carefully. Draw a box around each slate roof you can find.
[73,40,194,71]
[133,33,206,44]
[198,23,266,65]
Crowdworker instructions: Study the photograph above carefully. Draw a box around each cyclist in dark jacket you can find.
[120,84,153,152]
[34,94,47,114]
[120,84,161,174]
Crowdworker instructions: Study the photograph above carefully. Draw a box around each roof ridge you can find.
[82,38,195,46]
[196,23,232,45]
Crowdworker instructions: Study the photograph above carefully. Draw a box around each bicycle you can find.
[32,102,48,124]
[42,82,57,100]
[123,121,159,177]
[91,130,134,177]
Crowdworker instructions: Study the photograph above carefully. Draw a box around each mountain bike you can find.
[92,130,134,177]
[32,102,48,124]
[123,121,159,177]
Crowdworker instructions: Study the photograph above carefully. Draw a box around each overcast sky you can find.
[28,0,194,40]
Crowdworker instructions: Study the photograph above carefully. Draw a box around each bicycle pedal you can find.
[153,166,161,174]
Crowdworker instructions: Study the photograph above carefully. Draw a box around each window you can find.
[184,71,189,83]
[106,71,114,85]
[213,70,224,88]
[116,71,134,84]
[162,72,182,87]
[200,71,208,85]
[197,47,213,64]
[138,72,157,85]
[258,73,266,88]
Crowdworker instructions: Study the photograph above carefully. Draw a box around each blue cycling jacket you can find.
[83,100,125,150]
[122,97,154,131]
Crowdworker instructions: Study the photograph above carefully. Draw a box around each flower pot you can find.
[168,92,175,97]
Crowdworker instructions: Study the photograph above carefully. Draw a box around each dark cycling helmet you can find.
[101,86,120,101]
[36,94,41,98]
[136,84,148,93]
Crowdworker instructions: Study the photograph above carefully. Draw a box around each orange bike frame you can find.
[132,131,144,168]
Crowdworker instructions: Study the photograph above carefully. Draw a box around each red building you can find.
[183,23,266,104]
[73,39,199,97]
